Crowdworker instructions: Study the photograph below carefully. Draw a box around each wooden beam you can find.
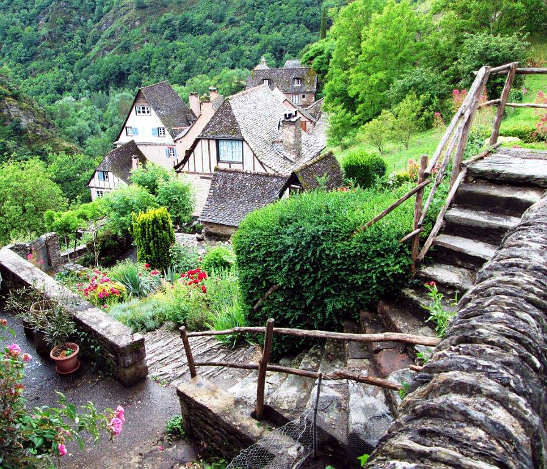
[410,155,428,274]
[255,318,274,420]
[193,361,403,391]
[180,326,197,378]
[356,179,431,232]
[461,144,500,168]
[479,98,501,108]
[505,102,547,109]
[253,285,280,311]
[490,63,517,145]
[399,228,422,244]
[417,167,468,262]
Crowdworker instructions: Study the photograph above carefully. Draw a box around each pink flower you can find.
[0,319,7,327]
[58,443,67,457]
[115,405,125,423]
[108,417,124,436]
[158,446,164,451]
[22,353,32,362]
[7,344,21,356]
[150,269,160,276]
[26,253,33,261]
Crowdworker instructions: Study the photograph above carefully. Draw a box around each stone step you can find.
[455,182,543,217]
[444,207,520,245]
[467,153,547,188]
[377,299,437,339]
[431,234,497,269]
[267,345,323,416]
[418,262,475,293]
[399,286,457,323]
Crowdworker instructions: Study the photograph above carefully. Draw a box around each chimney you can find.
[281,113,302,159]
[209,86,219,101]
[189,92,201,118]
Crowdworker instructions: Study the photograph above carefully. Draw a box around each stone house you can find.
[173,84,331,217]
[114,81,197,169]
[199,151,343,238]
[246,57,317,106]
[87,140,146,200]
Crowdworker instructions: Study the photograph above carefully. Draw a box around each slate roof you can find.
[199,169,288,227]
[271,87,317,123]
[89,140,146,186]
[140,81,197,138]
[304,98,324,121]
[293,151,343,191]
[246,65,317,94]
[284,59,302,68]
[185,84,326,174]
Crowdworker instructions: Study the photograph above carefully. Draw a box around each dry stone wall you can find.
[368,196,546,468]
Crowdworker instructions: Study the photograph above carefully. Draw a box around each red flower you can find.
[201,285,207,294]
[145,263,151,270]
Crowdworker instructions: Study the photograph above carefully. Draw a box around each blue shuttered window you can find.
[218,140,243,163]
[152,128,158,137]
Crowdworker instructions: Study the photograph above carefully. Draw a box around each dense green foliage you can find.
[132,207,175,270]
[317,0,540,144]
[342,151,386,188]
[104,185,158,236]
[0,0,342,104]
[0,159,67,244]
[233,187,416,356]
[201,246,236,273]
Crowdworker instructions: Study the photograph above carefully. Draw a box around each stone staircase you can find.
[379,147,546,344]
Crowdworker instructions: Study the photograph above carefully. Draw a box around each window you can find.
[263,79,270,86]
[135,105,151,116]
[291,94,301,105]
[165,147,177,158]
[126,126,139,136]
[293,77,302,86]
[152,127,166,137]
[302,94,306,98]
[98,171,109,182]
[218,139,243,163]
[96,190,104,198]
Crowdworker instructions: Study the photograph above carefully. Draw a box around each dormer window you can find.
[294,77,302,86]
[135,105,151,116]
[263,79,270,86]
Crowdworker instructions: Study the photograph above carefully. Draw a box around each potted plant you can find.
[43,303,80,375]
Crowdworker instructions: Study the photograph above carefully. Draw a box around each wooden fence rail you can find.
[180,320,441,419]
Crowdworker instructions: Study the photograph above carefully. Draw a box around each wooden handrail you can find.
[490,63,517,145]
[184,326,441,346]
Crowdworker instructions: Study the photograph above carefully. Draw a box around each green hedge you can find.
[342,150,386,188]
[132,207,175,270]
[233,186,417,357]
[500,124,546,143]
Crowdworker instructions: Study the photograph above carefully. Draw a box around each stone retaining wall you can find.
[0,247,148,386]
[368,197,546,468]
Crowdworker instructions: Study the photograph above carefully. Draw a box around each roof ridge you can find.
[228,83,271,100]
[214,167,285,178]
[140,80,170,90]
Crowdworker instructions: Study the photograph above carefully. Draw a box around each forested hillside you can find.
[0,0,341,105]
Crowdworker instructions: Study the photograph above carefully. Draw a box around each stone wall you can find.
[0,247,148,386]
[9,232,62,272]
[368,197,546,468]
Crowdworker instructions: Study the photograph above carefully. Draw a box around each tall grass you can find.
[108,260,159,298]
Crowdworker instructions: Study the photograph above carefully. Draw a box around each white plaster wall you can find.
[88,171,127,200]
[137,144,177,170]
[117,102,175,146]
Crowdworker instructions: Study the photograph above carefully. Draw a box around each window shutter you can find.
[174,148,178,157]
[152,128,158,137]
[133,127,139,135]
[165,148,170,158]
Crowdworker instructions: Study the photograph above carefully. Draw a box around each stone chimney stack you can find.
[281,112,302,159]
[189,92,201,118]
[209,87,219,101]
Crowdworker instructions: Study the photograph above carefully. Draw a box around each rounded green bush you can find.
[201,246,235,273]
[233,186,418,357]
[342,150,386,188]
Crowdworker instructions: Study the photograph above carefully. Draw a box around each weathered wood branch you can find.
[490,63,517,145]
[180,326,197,378]
[399,228,422,244]
[187,326,441,346]
[255,318,274,419]
[505,102,547,109]
[253,284,280,311]
[193,361,402,390]
[461,144,500,168]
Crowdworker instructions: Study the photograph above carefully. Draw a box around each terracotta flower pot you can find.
[50,343,80,375]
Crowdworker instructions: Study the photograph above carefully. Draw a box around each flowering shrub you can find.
[0,319,123,468]
[180,268,208,294]
[77,269,127,308]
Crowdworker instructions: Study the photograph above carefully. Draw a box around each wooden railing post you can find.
[489,62,518,145]
[180,326,197,378]
[255,318,274,420]
[411,155,428,275]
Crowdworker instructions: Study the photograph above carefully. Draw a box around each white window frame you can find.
[263,79,270,86]
[158,127,166,137]
[294,77,302,86]
[167,147,176,158]
[217,139,243,163]
[98,171,109,182]
[291,94,301,105]
[96,190,104,198]
[126,126,134,136]
[135,105,151,116]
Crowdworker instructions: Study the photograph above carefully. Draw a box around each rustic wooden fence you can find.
[355,63,547,273]
[180,320,440,420]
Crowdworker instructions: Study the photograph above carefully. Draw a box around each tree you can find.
[359,110,396,154]
[391,94,425,149]
[132,207,175,270]
[156,179,194,227]
[0,159,67,245]
[46,152,99,203]
[130,163,171,195]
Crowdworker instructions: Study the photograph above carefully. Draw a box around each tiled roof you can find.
[194,85,326,174]
[141,82,197,138]
[304,98,324,121]
[199,169,288,227]
[90,140,146,185]
[271,87,317,123]
[293,151,343,191]
[246,66,317,94]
